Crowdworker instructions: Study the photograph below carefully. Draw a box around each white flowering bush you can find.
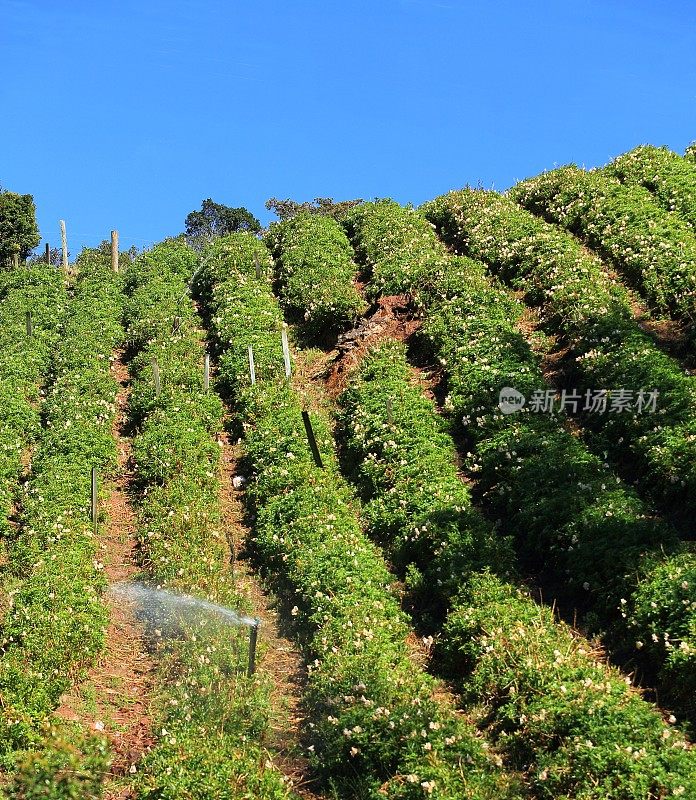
[200,247,518,799]
[0,265,65,543]
[606,144,696,231]
[123,239,293,798]
[510,165,696,322]
[423,188,696,519]
[352,198,696,728]
[265,213,366,340]
[337,339,512,611]
[443,572,696,799]
[0,251,122,759]
[344,199,450,304]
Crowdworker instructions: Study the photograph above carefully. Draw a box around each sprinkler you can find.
[247,617,261,676]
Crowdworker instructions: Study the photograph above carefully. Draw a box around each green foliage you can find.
[0,266,66,543]
[0,190,40,265]
[185,198,261,242]
[344,199,450,303]
[606,144,696,230]
[123,237,294,798]
[199,243,520,799]
[442,573,696,799]
[265,196,363,222]
[338,340,511,611]
[0,252,123,764]
[510,164,696,322]
[422,188,696,519]
[349,199,696,725]
[685,141,696,163]
[4,725,111,799]
[337,341,696,796]
[265,213,366,339]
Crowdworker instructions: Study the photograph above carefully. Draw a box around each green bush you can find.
[510,164,696,322]
[265,213,366,338]
[606,144,696,231]
[199,240,520,799]
[422,188,696,519]
[348,199,696,726]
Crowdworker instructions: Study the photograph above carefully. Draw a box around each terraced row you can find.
[122,238,295,799]
[343,200,696,727]
[0,250,122,774]
[423,188,696,521]
[195,232,523,800]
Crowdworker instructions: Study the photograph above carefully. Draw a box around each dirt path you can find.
[54,351,156,795]
[218,428,323,800]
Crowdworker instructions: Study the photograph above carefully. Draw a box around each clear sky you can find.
[2,0,695,254]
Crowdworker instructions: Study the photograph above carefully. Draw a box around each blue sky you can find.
[2,0,695,253]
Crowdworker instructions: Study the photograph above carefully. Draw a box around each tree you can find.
[0,189,40,266]
[185,199,261,241]
[265,196,363,222]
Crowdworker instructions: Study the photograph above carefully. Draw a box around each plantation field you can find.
[0,142,695,799]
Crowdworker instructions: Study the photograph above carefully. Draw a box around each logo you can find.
[499,387,526,415]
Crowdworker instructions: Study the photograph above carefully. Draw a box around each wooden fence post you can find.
[111,230,119,273]
[281,323,292,379]
[45,243,50,264]
[60,220,68,269]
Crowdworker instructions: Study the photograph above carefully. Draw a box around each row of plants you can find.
[0,249,124,777]
[121,238,296,799]
[421,188,696,521]
[336,339,695,798]
[264,213,366,339]
[196,232,523,800]
[509,164,696,323]
[342,200,696,728]
[606,144,696,231]
[0,265,66,545]
[343,201,450,304]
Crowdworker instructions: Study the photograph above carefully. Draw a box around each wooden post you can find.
[26,311,33,337]
[281,323,291,378]
[301,410,324,469]
[151,358,161,397]
[254,253,261,279]
[248,344,256,385]
[91,467,98,535]
[45,243,50,264]
[13,253,19,269]
[111,230,119,273]
[204,354,210,391]
[60,220,68,268]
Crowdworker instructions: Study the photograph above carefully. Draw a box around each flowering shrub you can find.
[607,144,696,231]
[510,165,696,322]
[336,341,696,795]
[123,238,293,798]
[194,234,286,403]
[265,213,366,339]
[350,200,696,726]
[343,199,450,304]
[0,252,122,761]
[0,265,65,543]
[337,340,512,609]
[200,243,519,799]
[442,572,695,799]
[423,189,696,518]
